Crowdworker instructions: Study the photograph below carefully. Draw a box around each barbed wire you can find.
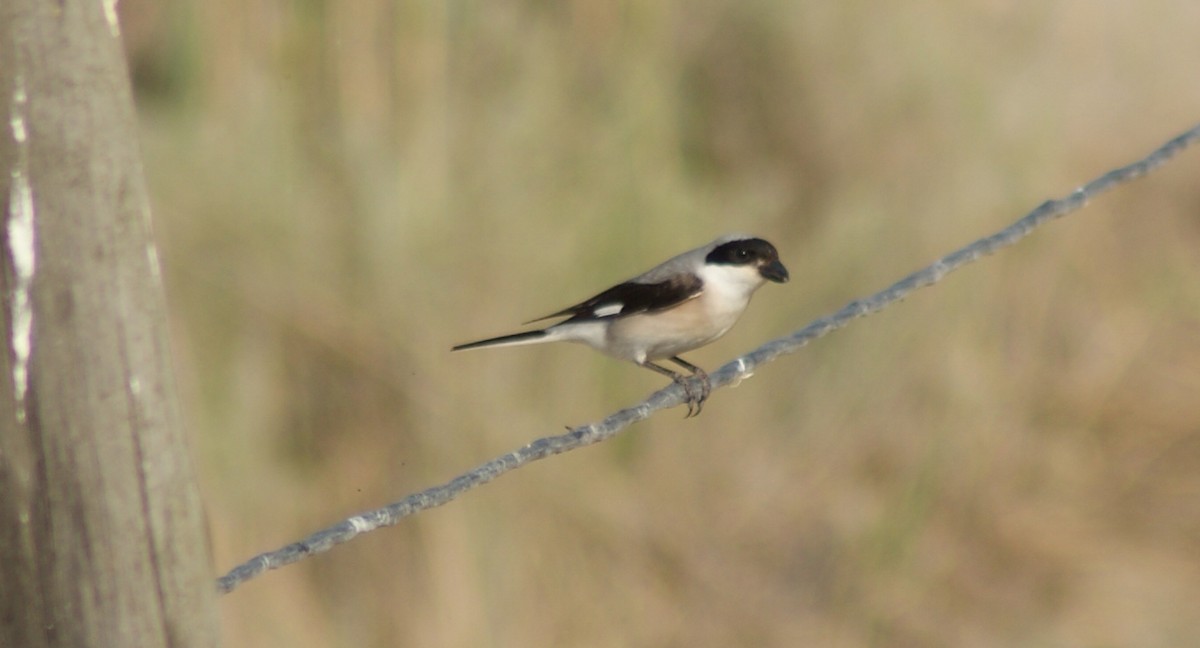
[217,122,1200,594]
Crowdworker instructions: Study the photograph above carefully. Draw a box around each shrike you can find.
[452,234,789,416]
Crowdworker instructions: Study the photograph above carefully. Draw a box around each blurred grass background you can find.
[118,0,1200,646]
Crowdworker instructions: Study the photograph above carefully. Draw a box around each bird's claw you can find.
[673,370,711,418]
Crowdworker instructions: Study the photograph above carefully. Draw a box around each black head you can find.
[705,237,789,283]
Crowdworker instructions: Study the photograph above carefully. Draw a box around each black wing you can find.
[525,274,703,324]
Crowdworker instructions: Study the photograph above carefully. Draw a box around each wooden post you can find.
[0,1,218,646]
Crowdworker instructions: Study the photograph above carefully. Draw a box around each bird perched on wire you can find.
[452,234,789,417]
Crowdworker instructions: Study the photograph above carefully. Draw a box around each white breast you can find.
[602,263,767,363]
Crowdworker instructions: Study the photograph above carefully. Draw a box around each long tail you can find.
[451,329,552,352]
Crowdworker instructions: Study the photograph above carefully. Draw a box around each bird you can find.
[452,234,789,417]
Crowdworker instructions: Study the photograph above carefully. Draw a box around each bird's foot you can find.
[672,370,710,418]
[691,366,711,405]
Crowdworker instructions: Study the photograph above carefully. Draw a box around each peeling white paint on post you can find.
[103,0,122,38]
[142,204,163,284]
[146,243,161,281]
[8,76,37,423]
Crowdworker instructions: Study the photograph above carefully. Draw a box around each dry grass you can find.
[125,0,1200,646]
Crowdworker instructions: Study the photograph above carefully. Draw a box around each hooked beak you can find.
[759,259,789,283]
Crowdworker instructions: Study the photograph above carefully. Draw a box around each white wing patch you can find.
[593,302,624,317]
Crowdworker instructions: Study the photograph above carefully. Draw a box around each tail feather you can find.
[451,329,552,352]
